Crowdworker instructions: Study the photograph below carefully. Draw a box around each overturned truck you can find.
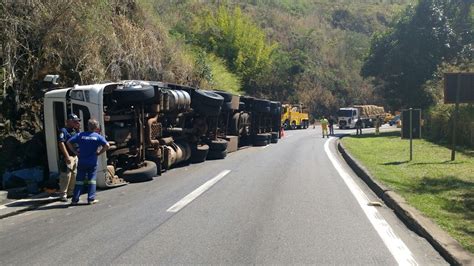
[44,80,281,189]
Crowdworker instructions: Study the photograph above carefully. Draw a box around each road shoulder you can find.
[337,138,473,266]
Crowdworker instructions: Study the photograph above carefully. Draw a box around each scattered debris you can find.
[368,201,383,207]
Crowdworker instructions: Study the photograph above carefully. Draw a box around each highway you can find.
[0,128,447,264]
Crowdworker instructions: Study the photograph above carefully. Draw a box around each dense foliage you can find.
[362,0,473,110]
[0,0,411,132]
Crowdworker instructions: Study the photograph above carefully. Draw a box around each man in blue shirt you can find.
[67,119,109,205]
[57,113,81,202]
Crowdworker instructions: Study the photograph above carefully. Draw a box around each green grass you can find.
[341,131,474,254]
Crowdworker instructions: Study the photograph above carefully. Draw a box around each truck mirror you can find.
[43,74,60,85]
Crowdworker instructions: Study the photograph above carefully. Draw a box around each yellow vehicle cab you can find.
[281,104,309,129]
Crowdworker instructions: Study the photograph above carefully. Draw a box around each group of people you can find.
[57,114,109,205]
[319,116,335,138]
[318,115,384,137]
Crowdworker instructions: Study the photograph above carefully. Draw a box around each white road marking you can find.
[324,138,418,266]
[166,170,231,213]
[261,145,269,149]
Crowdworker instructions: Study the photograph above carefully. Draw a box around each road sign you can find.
[401,109,421,139]
[444,73,474,104]
[402,109,421,161]
[444,72,473,160]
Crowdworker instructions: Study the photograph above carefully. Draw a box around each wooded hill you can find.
[0,0,411,130]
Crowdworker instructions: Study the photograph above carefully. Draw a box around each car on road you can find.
[388,115,400,126]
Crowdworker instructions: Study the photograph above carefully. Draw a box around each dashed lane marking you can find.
[166,170,231,213]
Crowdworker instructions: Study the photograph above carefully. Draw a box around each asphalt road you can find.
[0,128,447,264]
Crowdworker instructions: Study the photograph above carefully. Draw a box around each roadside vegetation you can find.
[0,0,411,175]
[342,131,474,254]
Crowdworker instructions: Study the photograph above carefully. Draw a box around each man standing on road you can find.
[320,116,329,138]
[67,119,109,205]
[355,117,363,135]
[328,115,335,136]
[57,113,81,202]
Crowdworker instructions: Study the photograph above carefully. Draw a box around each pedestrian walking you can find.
[355,117,363,135]
[328,115,335,136]
[57,113,81,202]
[320,116,329,138]
[375,115,381,135]
[67,119,109,205]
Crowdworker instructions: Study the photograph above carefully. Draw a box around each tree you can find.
[361,0,473,110]
[190,6,276,93]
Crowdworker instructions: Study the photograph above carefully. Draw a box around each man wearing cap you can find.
[57,113,81,202]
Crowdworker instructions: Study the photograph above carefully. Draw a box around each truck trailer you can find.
[44,79,281,189]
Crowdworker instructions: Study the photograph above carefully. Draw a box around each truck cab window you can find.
[72,104,91,129]
[71,90,85,101]
[53,102,65,130]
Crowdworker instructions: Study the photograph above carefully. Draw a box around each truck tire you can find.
[192,100,221,116]
[192,90,224,107]
[270,101,278,114]
[254,99,271,113]
[254,133,269,142]
[207,138,228,151]
[270,132,279,143]
[190,144,209,163]
[113,85,155,105]
[213,91,233,102]
[253,140,268,146]
[207,149,227,160]
[222,102,234,112]
[291,121,297,130]
[121,161,157,183]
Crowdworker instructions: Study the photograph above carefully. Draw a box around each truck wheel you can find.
[253,140,267,146]
[192,101,221,116]
[112,85,155,105]
[270,132,279,143]
[207,149,227,160]
[254,99,271,113]
[121,161,157,183]
[192,90,224,107]
[213,91,233,102]
[207,138,228,151]
[190,144,209,163]
[254,133,269,142]
[222,102,234,111]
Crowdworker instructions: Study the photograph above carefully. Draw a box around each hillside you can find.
[0,0,412,124]
[150,0,413,114]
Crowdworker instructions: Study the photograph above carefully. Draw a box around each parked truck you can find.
[44,78,281,189]
[337,105,385,129]
[281,104,309,129]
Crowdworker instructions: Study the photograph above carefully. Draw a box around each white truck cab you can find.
[337,107,359,129]
[44,83,126,188]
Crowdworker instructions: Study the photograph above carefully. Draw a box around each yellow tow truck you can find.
[281,104,309,129]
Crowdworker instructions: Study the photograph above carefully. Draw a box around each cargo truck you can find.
[43,78,280,189]
[337,105,385,129]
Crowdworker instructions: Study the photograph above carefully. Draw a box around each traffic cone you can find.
[280,127,285,138]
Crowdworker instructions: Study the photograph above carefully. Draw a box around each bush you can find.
[425,104,474,147]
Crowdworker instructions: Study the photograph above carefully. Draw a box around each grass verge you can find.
[341,131,473,254]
